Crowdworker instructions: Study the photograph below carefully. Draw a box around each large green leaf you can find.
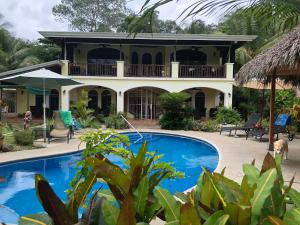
[102,200,120,225]
[268,216,288,225]
[243,164,260,187]
[288,188,300,207]
[133,176,149,216]
[98,189,116,202]
[283,208,300,225]
[19,213,53,225]
[203,211,224,225]
[35,174,73,225]
[117,193,136,225]
[87,157,130,194]
[180,202,201,225]
[67,171,97,221]
[214,215,230,225]
[154,187,180,225]
[224,203,251,225]
[250,168,277,225]
[274,155,284,186]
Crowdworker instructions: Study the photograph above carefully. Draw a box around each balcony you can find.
[125,64,170,77]
[69,63,117,76]
[179,65,225,78]
[68,62,230,79]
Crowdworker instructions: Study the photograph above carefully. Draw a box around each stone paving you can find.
[1,129,300,225]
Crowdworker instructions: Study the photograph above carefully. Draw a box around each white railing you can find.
[120,114,143,143]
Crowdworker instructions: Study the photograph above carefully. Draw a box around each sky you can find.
[0,0,218,41]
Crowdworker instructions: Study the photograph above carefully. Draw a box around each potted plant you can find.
[0,123,4,150]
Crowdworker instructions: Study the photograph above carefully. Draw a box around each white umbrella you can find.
[0,69,81,142]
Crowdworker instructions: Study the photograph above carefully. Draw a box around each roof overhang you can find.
[39,31,257,48]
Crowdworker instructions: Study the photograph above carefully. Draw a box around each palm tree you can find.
[139,0,300,31]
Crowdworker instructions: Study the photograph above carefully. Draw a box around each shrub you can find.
[14,129,35,145]
[71,90,95,121]
[216,106,241,124]
[200,119,219,132]
[159,92,194,130]
[78,117,94,128]
[104,113,129,129]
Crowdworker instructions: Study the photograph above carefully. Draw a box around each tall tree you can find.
[53,0,129,32]
[183,20,216,34]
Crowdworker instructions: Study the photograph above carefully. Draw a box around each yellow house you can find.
[0,32,256,120]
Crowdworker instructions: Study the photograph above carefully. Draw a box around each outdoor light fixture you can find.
[119,91,122,96]
[63,90,66,94]
[228,93,231,97]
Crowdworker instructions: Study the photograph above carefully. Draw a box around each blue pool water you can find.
[0,132,219,223]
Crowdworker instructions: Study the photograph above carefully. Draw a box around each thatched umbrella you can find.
[236,25,300,150]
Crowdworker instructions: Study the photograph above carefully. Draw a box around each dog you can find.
[274,139,288,160]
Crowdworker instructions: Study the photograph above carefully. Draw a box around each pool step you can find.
[127,133,154,144]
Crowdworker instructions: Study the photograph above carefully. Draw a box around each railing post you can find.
[61,60,69,76]
[225,63,234,79]
[171,62,179,78]
[117,61,124,78]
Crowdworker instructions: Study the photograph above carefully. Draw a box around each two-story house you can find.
[0,32,256,120]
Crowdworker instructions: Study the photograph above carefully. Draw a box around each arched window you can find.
[88,90,98,112]
[101,90,111,116]
[131,52,138,64]
[142,53,152,64]
[155,52,163,65]
[195,91,206,118]
[49,89,59,111]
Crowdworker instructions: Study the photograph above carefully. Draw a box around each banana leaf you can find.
[288,188,300,207]
[154,187,180,225]
[19,213,52,225]
[268,216,288,225]
[224,203,251,225]
[180,202,201,225]
[203,211,224,225]
[102,200,120,225]
[133,176,149,217]
[283,208,300,225]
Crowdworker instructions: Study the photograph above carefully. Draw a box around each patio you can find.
[1,129,299,191]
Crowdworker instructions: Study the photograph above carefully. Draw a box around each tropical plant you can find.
[199,119,219,132]
[104,113,128,129]
[138,0,300,32]
[156,153,300,225]
[159,92,194,130]
[13,129,35,146]
[215,107,241,125]
[19,130,184,225]
[71,90,95,127]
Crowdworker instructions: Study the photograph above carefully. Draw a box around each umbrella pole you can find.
[43,78,46,143]
[268,73,276,151]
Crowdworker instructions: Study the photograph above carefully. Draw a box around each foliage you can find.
[199,120,219,132]
[21,129,184,225]
[52,0,129,32]
[13,129,35,145]
[158,153,300,225]
[71,90,95,127]
[275,90,300,111]
[159,92,194,130]
[215,107,241,125]
[104,113,128,129]
[138,0,300,33]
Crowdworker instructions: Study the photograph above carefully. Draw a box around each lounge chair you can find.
[220,113,261,136]
[48,111,70,143]
[246,114,294,141]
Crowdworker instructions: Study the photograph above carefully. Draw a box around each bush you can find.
[200,119,219,132]
[104,113,129,129]
[14,129,35,145]
[159,92,194,130]
[216,107,241,124]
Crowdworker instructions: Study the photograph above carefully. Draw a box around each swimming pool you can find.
[0,132,219,223]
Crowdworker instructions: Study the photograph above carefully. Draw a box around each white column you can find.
[61,60,69,76]
[224,87,233,108]
[171,62,179,79]
[117,91,124,113]
[61,87,70,111]
[117,61,124,78]
[225,63,234,79]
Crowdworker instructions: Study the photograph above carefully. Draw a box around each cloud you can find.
[1,0,218,41]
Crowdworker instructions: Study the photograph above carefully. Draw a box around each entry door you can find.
[195,92,206,119]
[101,90,111,116]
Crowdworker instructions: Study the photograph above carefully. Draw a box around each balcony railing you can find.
[69,63,117,76]
[125,64,170,77]
[179,65,225,78]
